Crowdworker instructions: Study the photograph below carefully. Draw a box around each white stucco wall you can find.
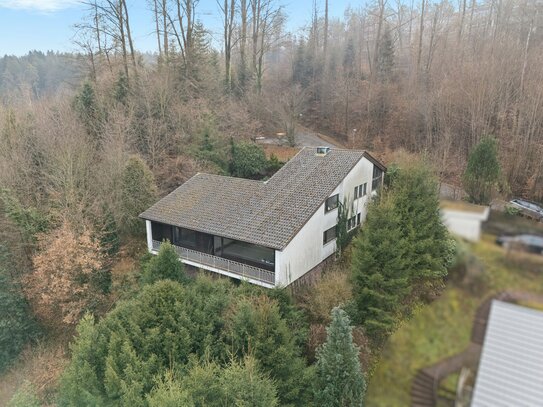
[145,220,153,251]
[275,156,377,286]
[441,208,490,242]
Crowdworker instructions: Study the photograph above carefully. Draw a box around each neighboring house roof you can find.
[140,147,384,250]
[471,300,543,407]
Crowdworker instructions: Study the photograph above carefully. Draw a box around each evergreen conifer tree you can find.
[390,162,452,301]
[315,307,366,407]
[0,246,38,372]
[462,136,502,204]
[120,155,157,235]
[73,82,102,142]
[141,241,187,285]
[376,26,395,81]
[351,198,411,344]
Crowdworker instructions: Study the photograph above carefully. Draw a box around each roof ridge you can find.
[195,172,265,184]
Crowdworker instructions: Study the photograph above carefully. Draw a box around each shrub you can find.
[7,381,40,407]
[141,241,187,285]
[58,278,234,406]
[266,153,283,174]
[225,295,314,406]
[59,277,311,406]
[0,188,49,246]
[229,141,267,179]
[505,205,521,217]
[300,270,352,325]
[23,222,107,331]
[179,357,279,407]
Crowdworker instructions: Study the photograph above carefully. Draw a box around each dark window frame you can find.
[323,225,337,245]
[347,215,358,231]
[355,183,367,199]
[325,194,339,213]
[372,166,384,191]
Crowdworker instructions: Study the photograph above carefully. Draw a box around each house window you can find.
[151,222,173,242]
[179,228,197,248]
[347,216,357,231]
[372,166,384,191]
[355,183,367,199]
[325,194,339,213]
[357,213,361,225]
[323,225,337,244]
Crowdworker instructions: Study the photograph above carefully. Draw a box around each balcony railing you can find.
[152,240,275,286]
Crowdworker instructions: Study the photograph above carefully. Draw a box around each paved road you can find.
[295,130,334,147]
[295,127,342,148]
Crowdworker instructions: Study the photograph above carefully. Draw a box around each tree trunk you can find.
[416,0,426,73]
[118,0,129,79]
[153,0,162,59]
[122,0,137,70]
[324,0,329,58]
[162,0,169,60]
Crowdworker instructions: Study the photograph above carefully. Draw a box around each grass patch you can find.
[365,235,543,406]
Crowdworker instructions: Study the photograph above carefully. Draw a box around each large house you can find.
[140,146,385,288]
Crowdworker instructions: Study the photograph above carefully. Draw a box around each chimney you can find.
[316,146,331,156]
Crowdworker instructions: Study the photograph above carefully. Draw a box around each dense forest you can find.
[0,0,541,404]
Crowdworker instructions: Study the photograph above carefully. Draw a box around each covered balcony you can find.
[149,222,275,287]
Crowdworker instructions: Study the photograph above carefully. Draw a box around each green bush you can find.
[225,295,314,406]
[141,241,187,285]
[505,205,521,217]
[59,276,311,406]
[229,141,267,179]
[7,381,40,407]
[178,357,279,407]
[0,188,49,245]
[266,153,284,174]
[59,278,234,406]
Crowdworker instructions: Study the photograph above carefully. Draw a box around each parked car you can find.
[507,198,543,221]
[496,234,543,255]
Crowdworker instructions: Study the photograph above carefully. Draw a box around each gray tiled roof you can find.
[471,300,543,407]
[140,147,372,249]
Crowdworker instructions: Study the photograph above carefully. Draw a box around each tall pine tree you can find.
[351,198,411,344]
[315,307,366,407]
[376,25,395,82]
[462,136,502,204]
[391,162,452,302]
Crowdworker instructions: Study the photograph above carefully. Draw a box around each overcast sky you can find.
[0,0,356,56]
